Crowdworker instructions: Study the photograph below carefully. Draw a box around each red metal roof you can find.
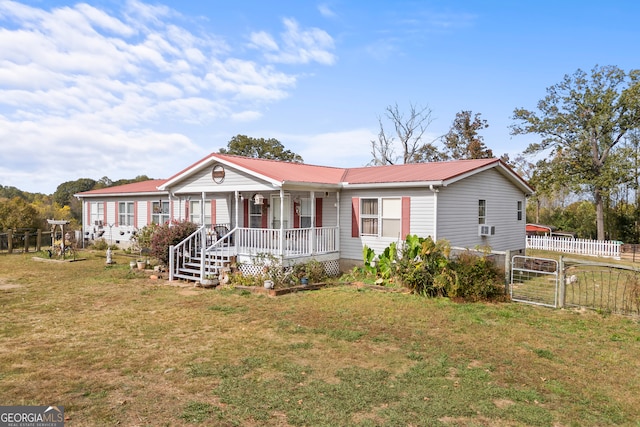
[212,153,347,185]
[76,155,533,196]
[342,158,500,184]
[76,179,167,196]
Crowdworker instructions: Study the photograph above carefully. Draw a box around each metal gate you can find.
[510,255,559,308]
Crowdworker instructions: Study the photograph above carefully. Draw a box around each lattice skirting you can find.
[238,259,341,278]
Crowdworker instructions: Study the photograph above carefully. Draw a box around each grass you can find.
[1,250,640,426]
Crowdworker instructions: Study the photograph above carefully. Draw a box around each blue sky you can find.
[1,0,638,194]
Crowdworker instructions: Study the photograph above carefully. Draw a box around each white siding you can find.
[339,188,435,262]
[169,164,273,194]
[437,168,526,252]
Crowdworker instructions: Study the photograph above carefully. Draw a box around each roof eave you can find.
[341,181,444,189]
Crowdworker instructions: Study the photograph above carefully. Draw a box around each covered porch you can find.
[168,188,342,284]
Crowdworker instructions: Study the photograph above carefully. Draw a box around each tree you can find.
[370,102,440,165]
[53,178,97,207]
[220,135,303,162]
[442,111,493,160]
[0,197,41,230]
[511,65,640,240]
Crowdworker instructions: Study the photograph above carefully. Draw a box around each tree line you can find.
[2,65,640,242]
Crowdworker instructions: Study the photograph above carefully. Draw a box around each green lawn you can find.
[1,250,639,426]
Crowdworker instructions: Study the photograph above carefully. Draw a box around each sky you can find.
[1,0,639,194]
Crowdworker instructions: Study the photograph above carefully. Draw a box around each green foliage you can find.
[131,223,158,254]
[511,65,640,240]
[362,234,504,301]
[219,134,303,162]
[149,220,199,266]
[447,251,505,301]
[53,178,96,207]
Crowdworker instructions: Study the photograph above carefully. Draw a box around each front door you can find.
[271,195,290,229]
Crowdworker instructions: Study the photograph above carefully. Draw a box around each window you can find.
[478,200,486,225]
[381,198,401,237]
[517,200,523,221]
[360,198,402,237]
[361,198,378,235]
[119,201,134,226]
[151,201,170,224]
[90,202,103,226]
[190,200,212,225]
[250,202,262,228]
[299,198,312,228]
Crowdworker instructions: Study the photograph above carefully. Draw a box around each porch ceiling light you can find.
[253,193,265,205]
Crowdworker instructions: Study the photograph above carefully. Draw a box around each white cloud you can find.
[249,17,336,65]
[318,4,336,19]
[0,1,336,193]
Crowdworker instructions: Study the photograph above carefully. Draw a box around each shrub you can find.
[448,251,505,301]
[150,220,200,266]
[131,223,158,256]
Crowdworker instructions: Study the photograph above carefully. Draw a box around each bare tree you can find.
[370,102,438,165]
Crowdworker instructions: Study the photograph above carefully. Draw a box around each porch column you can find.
[279,189,285,257]
[310,191,316,255]
[201,192,205,225]
[234,191,240,231]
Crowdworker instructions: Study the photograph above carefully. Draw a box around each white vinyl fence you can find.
[526,235,621,259]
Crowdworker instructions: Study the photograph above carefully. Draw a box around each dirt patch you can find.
[0,283,21,290]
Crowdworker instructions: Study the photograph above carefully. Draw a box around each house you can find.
[75,153,534,283]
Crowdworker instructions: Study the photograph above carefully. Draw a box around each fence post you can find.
[558,256,565,308]
[36,229,42,252]
[7,229,13,254]
[24,230,30,253]
[504,250,511,296]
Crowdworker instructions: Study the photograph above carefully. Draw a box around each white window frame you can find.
[478,200,486,225]
[190,200,212,225]
[517,200,523,221]
[299,198,312,228]
[119,201,134,226]
[249,201,263,228]
[90,201,103,226]
[151,201,170,224]
[360,197,402,238]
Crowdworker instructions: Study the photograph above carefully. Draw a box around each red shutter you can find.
[103,202,107,225]
[86,202,91,226]
[351,197,360,237]
[293,201,300,228]
[261,200,268,228]
[243,199,249,227]
[401,196,411,239]
[114,200,119,227]
[315,197,323,227]
[147,201,151,225]
[211,199,217,225]
[134,201,138,228]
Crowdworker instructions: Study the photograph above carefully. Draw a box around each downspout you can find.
[429,185,439,240]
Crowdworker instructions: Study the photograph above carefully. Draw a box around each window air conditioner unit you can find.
[479,225,495,236]
[94,220,103,227]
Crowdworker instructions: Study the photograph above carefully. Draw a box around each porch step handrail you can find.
[169,224,206,281]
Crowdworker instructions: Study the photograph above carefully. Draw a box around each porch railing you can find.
[235,226,339,257]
